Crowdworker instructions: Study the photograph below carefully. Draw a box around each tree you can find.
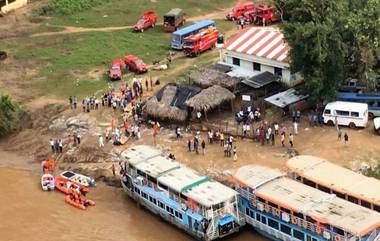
[274,0,348,101]
[0,94,20,137]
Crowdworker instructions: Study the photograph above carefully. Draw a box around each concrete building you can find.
[222,27,302,87]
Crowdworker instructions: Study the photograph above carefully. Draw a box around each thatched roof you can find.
[190,68,240,90]
[185,85,235,112]
[144,84,201,122]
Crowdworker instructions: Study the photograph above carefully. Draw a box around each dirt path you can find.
[31,8,229,37]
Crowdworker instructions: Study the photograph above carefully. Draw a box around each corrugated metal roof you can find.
[224,27,290,63]
[264,88,308,108]
[287,155,380,207]
[242,71,279,89]
[234,165,380,236]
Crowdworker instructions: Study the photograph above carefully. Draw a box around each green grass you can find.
[45,0,236,28]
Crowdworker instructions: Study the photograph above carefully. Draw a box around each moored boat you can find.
[231,165,380,241]
[121,145,245,241]
[41,173,55,191]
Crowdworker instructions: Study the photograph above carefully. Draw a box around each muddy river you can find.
[0,168,268,241]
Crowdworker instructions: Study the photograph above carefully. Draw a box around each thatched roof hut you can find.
[189,68,240,90]
[185,85,235,112]
[144,84,201,122]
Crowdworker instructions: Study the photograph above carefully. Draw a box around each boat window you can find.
[137,169,146,177]
[134,187,141,194]
[348,195,359,204]
[302,178,316,188]
[332,227,345,236]
[261,216,267,225]
[158,201,165,209]
[256,213,261,222]
[293,229,305,241]
[293,212,304,219]
[268,201,278,208]
[212,202,224,210]
[268,218,279,229]
[306,216,316,223]
[142,192,148,199]
[175,211,183,220]
[250,210,255,218]
[317,184,331,193]
[280,224,291,235]
[147,175,156,183]
[153,198,157,205]
[245,207,250,215]
[360,199,371,209]
[257,197,266,203]
[280,207,291,214]
[351,112,359,117]
[158,182,169,191]
[374,205,380,212]
[149,196,153,202]
[332,190,346,199]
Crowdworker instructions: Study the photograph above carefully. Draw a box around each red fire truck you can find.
[253,5,279,26]
[226,2,256,21]
[182,27,219,57]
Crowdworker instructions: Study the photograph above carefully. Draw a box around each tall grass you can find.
[37,0,106,15]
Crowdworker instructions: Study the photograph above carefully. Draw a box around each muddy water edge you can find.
[0,168,269,241]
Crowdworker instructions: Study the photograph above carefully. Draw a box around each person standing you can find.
[99,135,104,148]
[233,146,237,161]
[54,139,59,153]
[337,128,343,140]
[196,111,202,122]
[69,96,73,109]
[293,122,298,135]
[271,132,275,146]
[201,140,206,156]
[208,130,213,144]
[58,139,63,153]
[73,96,78,109]
[274,123,279,135]
[344,132,348,145]
[76,133,81,145]
[188,139,192,152]
[49,139,55,153]
[220,132,224,146]
[224,142,228,157]
[194,137,199,154]
[289,133,294,148]
[281,132,285,147]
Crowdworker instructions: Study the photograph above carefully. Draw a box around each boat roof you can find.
[184,180,237,208]
[134,155,180,179]
[123,145,237,207]
[234,165,380,236]
[158,165,207,193]
[122,145,162,166]
[287,155,380,207]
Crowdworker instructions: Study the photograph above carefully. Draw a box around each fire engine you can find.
[253,5,279,26]
[226,2,256,21]
[182,27,219,57]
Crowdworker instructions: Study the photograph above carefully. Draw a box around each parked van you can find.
[323,101,368,128]
[374,117,380,135]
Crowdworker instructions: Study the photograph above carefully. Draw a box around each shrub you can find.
[0,95,23,137]
[37,0,105,16]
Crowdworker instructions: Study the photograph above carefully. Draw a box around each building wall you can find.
[224,50,302,87]
[1,0,27,14]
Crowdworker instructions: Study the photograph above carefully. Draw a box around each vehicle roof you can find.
[287,155,380,207]
[256,5,274,10]
[234,165,380,236]
[123,145,237,207]
[173,19,215,36]
[165,8,183,16]
[338,92,380,101]
[374,117,380,129]
[325,101,368,110]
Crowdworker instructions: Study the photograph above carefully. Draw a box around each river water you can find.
[0,168,269,241]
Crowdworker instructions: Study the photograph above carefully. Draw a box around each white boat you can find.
[59,171,95,187]
[41,174,55,191]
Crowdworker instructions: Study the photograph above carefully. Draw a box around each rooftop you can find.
[234,165,380,236]
[224,27,290,63]
[287,155,380,207]
[264,88,308,108]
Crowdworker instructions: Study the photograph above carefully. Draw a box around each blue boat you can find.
[120,145,245,241]
[232,165,380,241]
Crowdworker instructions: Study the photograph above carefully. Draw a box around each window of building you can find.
[280,224,291,235]
[274,67,282,77]
[232,57,240,66]
[351,112,359,117]
[335,110,350,116]
[253,62,261,71]
[293,229,305,241]
[268,218,279,229]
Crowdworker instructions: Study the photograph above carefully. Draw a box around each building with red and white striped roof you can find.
[221,27,302,86]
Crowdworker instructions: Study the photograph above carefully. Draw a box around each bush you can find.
[37,0,105,16]
[0,95,23,137]
[366,164,380,180]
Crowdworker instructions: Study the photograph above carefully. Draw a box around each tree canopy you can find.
[274,0,380,101]
[0,94,21,137]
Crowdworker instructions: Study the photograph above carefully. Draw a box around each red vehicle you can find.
[134,11,157,32]
[124,55,147,74]
[183,27,219,57]
[253,5,279,26]
[226,2,256,21]
[109,59,123,80]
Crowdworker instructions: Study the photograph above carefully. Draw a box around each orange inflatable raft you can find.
[55,176,89,195]
[65,194,95,210]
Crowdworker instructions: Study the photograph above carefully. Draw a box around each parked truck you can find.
[182,27,219,57]
[163,8,185,32]
[109,59,123,80]
[124,55,147,74]
[226,2,256,21]
[134,11,157,32]
[253,5,279,26]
